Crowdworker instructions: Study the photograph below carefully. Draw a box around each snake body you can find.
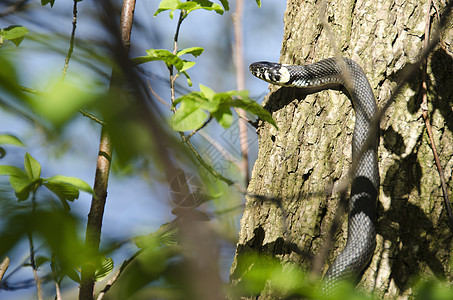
[249,58,379,291]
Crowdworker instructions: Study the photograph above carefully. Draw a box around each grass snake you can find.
[249,57,379,292]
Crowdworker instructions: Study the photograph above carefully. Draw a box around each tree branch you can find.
[0,257,9,283]
[62,0,78,79]
[78,1,136,299]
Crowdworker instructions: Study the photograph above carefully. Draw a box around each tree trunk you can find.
[231,0,453,298]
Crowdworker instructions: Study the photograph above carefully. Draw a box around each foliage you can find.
[0,25,28,47]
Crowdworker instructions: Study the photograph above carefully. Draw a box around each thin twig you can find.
[0,257,9,282]
[169,11,186,109]
[79,109,105,125]
[0,0,29,17]
[27,190,42,300]
[50,256,62,300]
[183,117,212,141]
[198,130,242,169]
[420,0,453,228]
[233,0,249,186]
[147,80,171,108]
[62,0,78,79]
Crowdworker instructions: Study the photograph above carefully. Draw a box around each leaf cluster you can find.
[0,25,28,47]
[171,84,276,131]
[0,142,92,209]
[154,0,229,19]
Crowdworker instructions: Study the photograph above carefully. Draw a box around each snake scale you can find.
[249,58,379,292]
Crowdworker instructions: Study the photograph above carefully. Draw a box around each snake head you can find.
[249,61,290,86]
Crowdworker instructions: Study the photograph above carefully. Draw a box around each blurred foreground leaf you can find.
[0,25,29,47]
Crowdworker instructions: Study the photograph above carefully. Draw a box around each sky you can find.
[0,1,286,298]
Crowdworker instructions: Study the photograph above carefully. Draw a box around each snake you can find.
[249,57,379,292]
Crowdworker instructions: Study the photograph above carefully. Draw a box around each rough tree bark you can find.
[231,0,453,298]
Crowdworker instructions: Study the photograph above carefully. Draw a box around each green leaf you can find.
[24,152,41,179]
[35,256,50,268]
[181,61,196,72]
[232,98,277,129]
[199,84,216,101]
[65,268,81,283]
[41,0,56,7]
[32,80,100,128]
[181,70,193,86]
[170,99,209,131]
[9,175,34,201]
[219,0,229,10]
[179,1,224,15]
[212,106,233,128]
[255,0,261,7]
[159,227,179,246]
[177,47,204,57]
[132,49,184,70]
[0,134,24,147]
[45,175,93,194]
[154,0,182,18]
[44,182,79,203]
[95,257,114,282]
[1,26,29,46]
[0,165,27,177]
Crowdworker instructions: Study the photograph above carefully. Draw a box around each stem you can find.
[233,0,249,185]
[62,0,78,79]
[169,11,186,108]
[0,257,9,282]
[78,1,136,299]
[28,190,42,300]
[51,256,62,300]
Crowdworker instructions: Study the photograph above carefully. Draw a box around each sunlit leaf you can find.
[0,134,24,147]
[212,106,233,128]
[199,84,215,101]
[255,0,261,7]
[159,227,179,246]
[1,26,29,47]
[133,49,185,71]
[177,47,204,57]
[95,257,114,282]
[232,98,277,129]
[179,1,224,15]
[44,181,79,203]
[45,175,93,194]
[24,152,41,179]
[170,98,209,131]
[154,0,182,18]
[181,70,193,86]
[9,175,34,201]
[0,165,26,177]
